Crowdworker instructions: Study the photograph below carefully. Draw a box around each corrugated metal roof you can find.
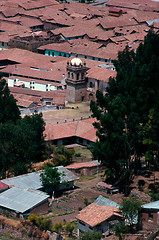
[58,166,79,182]
[94,195,120,208]
[1,166,79,190]
[1,171,43,190]
[0,187,49,213]
[142,200,159,210]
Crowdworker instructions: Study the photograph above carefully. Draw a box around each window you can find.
[68,72,70,78]
[76,73,79,80]
[90,82,93,88]
[149,213,153,220]
[71,73,74,79]
[81,73,84,79]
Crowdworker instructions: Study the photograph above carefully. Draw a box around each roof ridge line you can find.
[74,120,79,136]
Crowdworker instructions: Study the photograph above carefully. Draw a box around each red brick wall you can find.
[140,212,158,225]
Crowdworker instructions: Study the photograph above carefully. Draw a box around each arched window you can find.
[76,73,79,80]
[90,82,93,88]
[71,73,74,79]
[81,73,84,79]
[68,72,70,78]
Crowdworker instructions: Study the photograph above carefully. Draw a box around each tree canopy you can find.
[120,197,141,227]
[0,79,45,178]
[0,78,20,123]
[80,230,102,240]
[90,30,159,187]
[40,167,64,193]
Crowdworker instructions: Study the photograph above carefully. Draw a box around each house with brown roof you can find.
[45,118,96,147]
[66,160,102,176]
[76,203,123,237]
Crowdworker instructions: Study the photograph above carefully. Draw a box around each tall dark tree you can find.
[91,30,159,185]
[0,78,46,178]
[0,78,20,123]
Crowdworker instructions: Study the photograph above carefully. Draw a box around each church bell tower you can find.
[66,57,88,103]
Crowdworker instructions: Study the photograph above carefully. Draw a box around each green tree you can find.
[90,30,159,186]
[40,167,64,192]
[0,78,20,124]
[120,197,141,228]
[21,113,46,163]
[53,145,75,166]
[80,231,102,240]
[0,79,46,178]
[114,222,130,240]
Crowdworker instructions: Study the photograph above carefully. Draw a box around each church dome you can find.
[70,57,82,66]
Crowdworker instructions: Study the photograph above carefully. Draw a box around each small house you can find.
[76,203,122,237]
[66,160,102,176]
[140,201,159,226]
[1,166,78,192]
[0,187,49,218]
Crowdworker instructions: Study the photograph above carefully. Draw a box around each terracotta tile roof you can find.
[106,0,159,12]
[45,118,97,142]
[9,87,66,105]
[19,0,58,11]
[0,64,65,83]
[8,15,43,28]
[76,118,97,142]
[114,24,149,35]
[66,162,99,170]
[45,121,77,140]
[0,5,25,18]
[86,66,116,82]
[133,11,159,24]
[105,0,141,10]
[76,203,122,227]
[124,32,147,42]
[98,15,138,29]
[151,22,159,29]
[0,48,55,69]
[38,38,119,60]
[12,92,40,104]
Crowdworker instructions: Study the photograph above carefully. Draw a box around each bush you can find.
[75,153,81,157]
[28,214,52,231]
[83,197,89,206]
[64,222,75,236]
[43,161,54,168]
[52,221,63,233]
[28,214,38,225]
[53,145,75,166]
[80,231,102,240]
[114,222,130,240]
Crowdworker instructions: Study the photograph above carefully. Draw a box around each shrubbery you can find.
[28,214,75,236]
